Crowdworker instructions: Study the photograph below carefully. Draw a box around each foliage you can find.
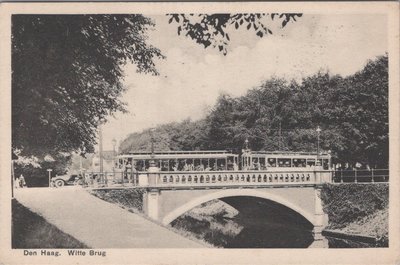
[12,15,163,159]
[120,55,388,168]
[90,189,145,212]
[320,183,388,229]
[14,152,72,183]
[168,13,302,55]
[332,55,389,167]
[119,119,209,153]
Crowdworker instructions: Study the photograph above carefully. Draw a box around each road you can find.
[14,187,204,248]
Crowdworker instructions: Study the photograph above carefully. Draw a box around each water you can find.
[171,197,315,248]
[171,197,379,248]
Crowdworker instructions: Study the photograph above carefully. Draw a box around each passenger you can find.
[199,164,205,171]
[233,162,239,171]
[183,164,189,171]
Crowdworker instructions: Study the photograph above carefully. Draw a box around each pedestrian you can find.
[19,174,26,188]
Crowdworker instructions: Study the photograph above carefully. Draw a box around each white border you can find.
[0,2,399,264]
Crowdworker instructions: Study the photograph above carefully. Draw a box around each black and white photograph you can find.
[0,2,399,264]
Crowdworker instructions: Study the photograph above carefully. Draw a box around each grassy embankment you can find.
[12,199,88,248]
[320,183,388,246]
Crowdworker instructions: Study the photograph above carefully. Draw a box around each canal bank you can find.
[320,183,388,247]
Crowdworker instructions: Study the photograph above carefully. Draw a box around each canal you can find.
[170,197,376,248]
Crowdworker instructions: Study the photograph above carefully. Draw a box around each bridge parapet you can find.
[151,170,332,188]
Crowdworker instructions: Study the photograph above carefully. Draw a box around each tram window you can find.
[144,160,150,170]
[209,159,216,171]
[323,159,329,170]
[293,158,306,167]
[259,158,266,169]
[252,158,261,170]
[169,160,177,171]
[278,158,291,167]
[267,158,277,167]
[178,160,185,171]
[316,159,322,166]
[161,160,169,171]
[216,159,225,170]
[136,160,144,171]
[306,159,315,167]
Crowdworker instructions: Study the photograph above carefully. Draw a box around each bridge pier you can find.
[143,188,160,220]
[143,164,161,220]
[310,187,329,248]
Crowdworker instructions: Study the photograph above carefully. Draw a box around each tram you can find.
[116,149,331,172]
[241,150,332,171]
[116,150,239,172]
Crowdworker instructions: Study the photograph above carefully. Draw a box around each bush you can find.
[320,183,388,229]
[90,189,145,212]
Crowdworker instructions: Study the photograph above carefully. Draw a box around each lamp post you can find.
[316,126,322,166]
[47,169,53,188]
[112,138,117,156]
[112,138,117,184]
[150,128,156,166]
[99,124,104,178]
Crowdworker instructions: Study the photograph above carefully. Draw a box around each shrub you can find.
[320,183,388,229]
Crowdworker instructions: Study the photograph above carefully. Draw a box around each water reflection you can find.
[171,197,315,248]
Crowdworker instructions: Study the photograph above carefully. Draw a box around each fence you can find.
[80,171,139,187]
[332,169,389,183]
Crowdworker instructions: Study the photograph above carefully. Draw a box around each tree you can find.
[167,13,302,55]
[131,55,387,168]
[12,15,163,161]
[333,55,388,168]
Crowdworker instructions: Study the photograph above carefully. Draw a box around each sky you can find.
[101,14,387,150]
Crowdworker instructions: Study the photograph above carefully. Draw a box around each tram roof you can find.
[243,151,331,157]
[117,150,238,159]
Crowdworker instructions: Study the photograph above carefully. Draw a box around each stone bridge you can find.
[140,167,330,246]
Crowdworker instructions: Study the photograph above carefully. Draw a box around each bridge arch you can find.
[161,189,316,226]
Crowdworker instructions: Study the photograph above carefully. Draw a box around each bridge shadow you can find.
[171,196,314,248]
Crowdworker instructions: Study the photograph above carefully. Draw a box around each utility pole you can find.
[278,121,282,150]
[316,126,321,166]
[99,124,103,176]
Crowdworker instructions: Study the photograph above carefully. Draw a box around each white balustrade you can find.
[155,170,321,187]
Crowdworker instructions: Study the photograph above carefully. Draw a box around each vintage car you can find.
[51,174,82,187]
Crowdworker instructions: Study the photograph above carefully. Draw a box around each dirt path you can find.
[14,187,204,248]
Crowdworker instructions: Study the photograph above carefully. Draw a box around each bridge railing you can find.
[81,169,389,188]
[332,169,389,183]
[80,171,139,187]
[155,170,327,187]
